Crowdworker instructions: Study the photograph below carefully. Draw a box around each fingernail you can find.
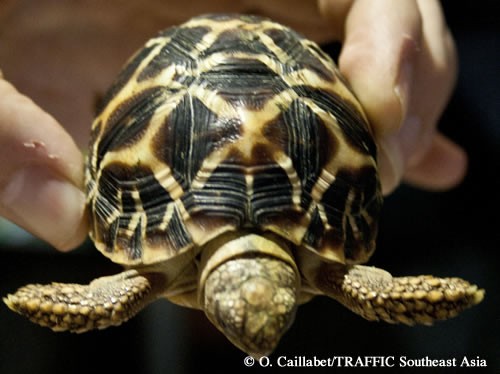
[0,166,86,251]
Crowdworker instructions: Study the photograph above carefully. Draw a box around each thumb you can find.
[0,77,88,251]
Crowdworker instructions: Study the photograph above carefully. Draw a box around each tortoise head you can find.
[199,233,299,358]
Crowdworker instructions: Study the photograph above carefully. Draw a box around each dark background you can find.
[1,2,498,373]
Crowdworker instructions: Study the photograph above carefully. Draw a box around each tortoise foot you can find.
[4,270,153,332]
[338,265,485,325]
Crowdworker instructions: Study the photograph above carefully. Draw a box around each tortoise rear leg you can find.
[4,270,163,333]
[311,264,484,325]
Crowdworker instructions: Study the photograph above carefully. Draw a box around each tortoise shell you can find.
[85,14,382,267]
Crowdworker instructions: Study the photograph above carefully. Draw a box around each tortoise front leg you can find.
[311,264,484,325]
[4,270,161,333]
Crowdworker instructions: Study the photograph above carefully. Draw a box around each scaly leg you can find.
[314,264,484,325]
[4,270,160,332]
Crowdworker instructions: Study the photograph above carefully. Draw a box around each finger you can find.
[0,78,88,251]
[336,0,423,194]
[403,133,467,191]
[339,0,422,132]
[398,0,462,181]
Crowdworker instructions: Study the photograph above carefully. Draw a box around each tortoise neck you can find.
[198,232,298,300]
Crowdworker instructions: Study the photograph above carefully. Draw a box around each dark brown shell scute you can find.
[152,207,193,255]
[200,58,286,110]
[273,99,333,187]
[182,164,247,228]
[263,27,335,82]
[98,87,167,158]
[263,27,299,52]
[321,166,380,262]
[202,29,276,58]
[86,14,382,265]
[138,26,210,82]
[90,161,194,260]
[153,96,238,188]
[251,165,295,223]
[292,85,376,156]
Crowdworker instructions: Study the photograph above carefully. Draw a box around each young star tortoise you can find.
[4,14,484,357]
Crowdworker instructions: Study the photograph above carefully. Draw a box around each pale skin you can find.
[0,0,465,251]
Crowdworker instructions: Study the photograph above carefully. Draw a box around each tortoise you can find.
[4,14,484,358]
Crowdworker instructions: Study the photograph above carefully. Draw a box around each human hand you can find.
[0,75,88,251]
[319,0,466,194]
